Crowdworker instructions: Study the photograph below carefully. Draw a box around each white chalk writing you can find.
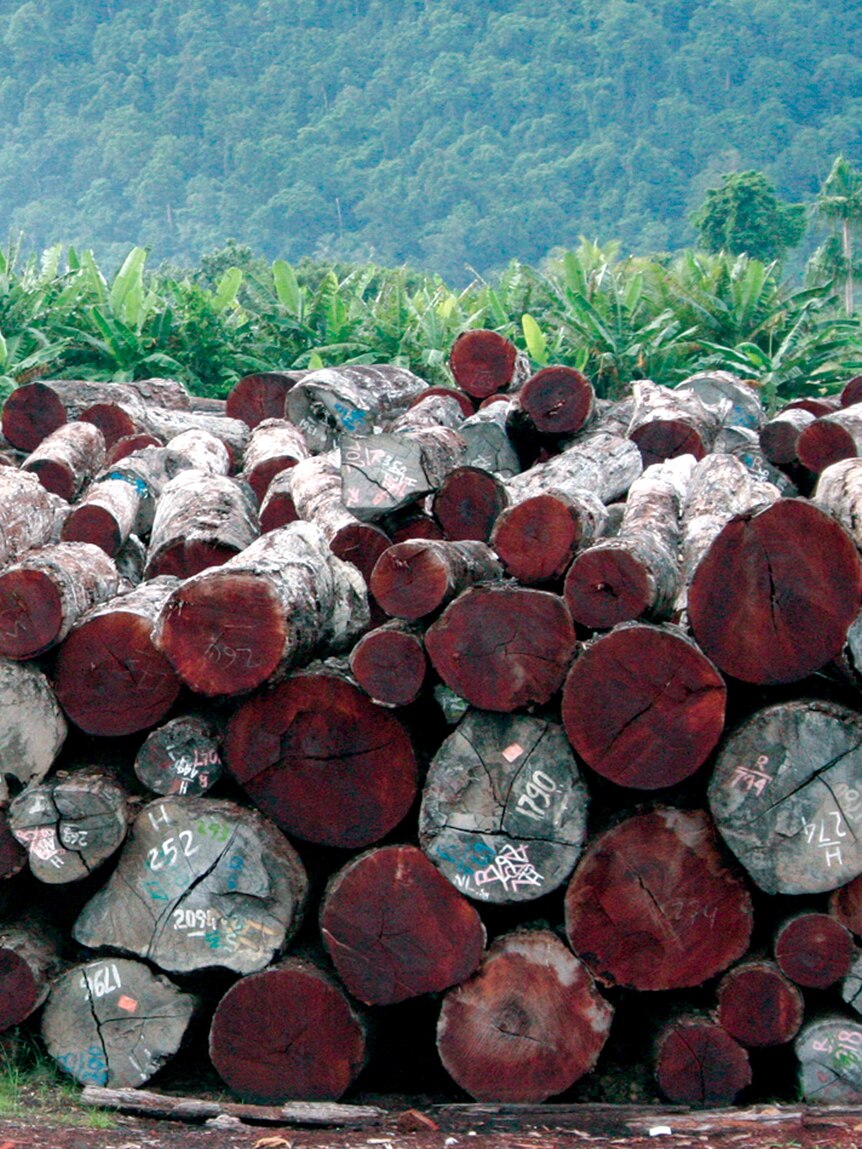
[474,844,544,892]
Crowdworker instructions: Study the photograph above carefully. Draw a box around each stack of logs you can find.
[2,339,862,1109]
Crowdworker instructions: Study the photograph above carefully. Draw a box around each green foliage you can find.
[810,155,862,314]
[692,171,807,263]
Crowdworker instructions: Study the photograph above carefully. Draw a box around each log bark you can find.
[1,377,189,452]
[225,369,310,427]
[105,431,162,465]
[8,769,129,884]
[448,330,530,399]
[409,385,476,418]
[562,455,693,628]
[340,426,466,521]
[491,488,607,584]
[418,709,589,904]
[797,401,862,473]
[258,465,298,532]
[707,698,862,895]
[52,576,183,737]
[688,498,862,684]
[424,585,576,712]
[208,957,367,1102]
[73,796,308,976]
[654,1016,751,1105]
[0,914,64,1031]
[430,465,509,542]
[144,470,260,580]
[285,364,429,453]
[774,912,855,989]
[561,623,727,791]
[164,427,231,475]
[0,659,67,799]
[504,430,642,505]
[224,669,418,848]
[133,714,223,797]
[814,457,862,550]
[124,406,250,471]
[843,952,862,1017]
[716,959,805,1048]
[436,929,613,1102]
[626,380,719,467]
[390,391,467,433]
[99,444,201,536]
[239,417,309,502]
[320,844,486,1005]
[760,407,816,465]
[0,541,119,660]
[370,538,503,620]
[795,1016,862,1103]
[154,521,369,696]
[21,420,106,501]
[78,400,145,448]
[564,807,753,990]
[41,956,196,1088]
[59,476,140,556]
[0,468,65,566]
[348,620,428,706]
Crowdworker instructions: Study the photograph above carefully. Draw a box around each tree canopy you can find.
[692,171,807,263]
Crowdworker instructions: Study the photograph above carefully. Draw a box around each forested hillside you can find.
[1,0,861,280]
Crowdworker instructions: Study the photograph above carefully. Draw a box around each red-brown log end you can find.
[716,960,804,1047]
[449,331,519,399]
[432,466,508,543]
[349,626,427,706]
[1,382,66,452]
[775,912,856,988]
[518,367,594,436]
[655,1018,752,1104]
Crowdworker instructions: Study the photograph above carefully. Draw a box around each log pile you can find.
[2,348,862,1113]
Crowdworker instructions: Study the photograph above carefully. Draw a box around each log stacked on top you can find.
[2,343,862,1108]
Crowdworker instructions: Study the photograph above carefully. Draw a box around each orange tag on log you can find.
[117,995,138,1013]
[502,743,524,762]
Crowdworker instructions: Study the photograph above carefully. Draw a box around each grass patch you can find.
[0,1029,116,1129]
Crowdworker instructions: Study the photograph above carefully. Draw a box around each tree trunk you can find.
[41,956,196,1088]
[504,430,642,506]
[448,330,530,400]
[0,660,67,800]
[0,914,64,1032]
[678,371,764,432]
[0,541,119,660]
[105,431,162,465]
[239,417,309,502]
[348,619,428,707]
[0,468,65,566]
[774,912,855,988]
[73,796,308,976]
[796,1016,862,1103]
[708,698,862,895]
[513,366,595,441]
[224,669,418,849]
[418,708,589,904]
[491,489,607,584]
[144,470,260,580]
[209,957,367,1103]
[154,521,369,696]
[370,538,503,620]
[258,465,299,532]
[458,403,521,477]
[436,929,613,1102]
[814,457,862,549]
[390,391,467,433]
[78,400,146,448]
[759,407,816,465]
[561,622,726,791]
[425,585,576,712]
[124,406,250,471]
[320,844,486,1005]
[626,380,719,467]
[59,477,140,556]
[688,498,862,684]
[133,714,223,797]
[654,1016,751,1105]
[225,370,310,428]
[564,807,753,990]
[796,401,862,473]
[21,421,106,501]
[430,465,509,542]
[715,959,805,1048]
[99,444,203,536]
[51,576,183,737]
[340,426,466,521]
[8,769,129,884]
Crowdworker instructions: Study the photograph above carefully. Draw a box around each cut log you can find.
[52,577,183,737]
[99,444,200,536]
[0,541,118,660]
[564,807,753,990]
[123,406,250,471]
[562,455,693,628]
[760,407,816,465]
[348,620,428,706]
[783,395,842,416]
[370,539,503,620]
[491,489,607,584]
[448,330,530,400]
[78,400,145,448]
[830,873,862,936]
[626,380,719,467]
[21,420,106,501]
[678,371,764,431]
[716,959,805,1048]
[504,430,643,506]
[144,470,260,580]
[73,796,308,975]
[431,465,509,542]
[41,956,196,1088]
[795,1016,862,1103]
[797,401,862,472]
[320,844,486,1005]
[224,669,418,848]
[654,1016,751,1105]
[8,769,129,884]
[390,391,467,433]
[688,498,862,684]
[774,912,855,989]
[154,521,369,696]
[0,914,64,1031]
[0,468,65,566]
[0,659,66,800]
[239,417,309,502]
[341,426,466,521]
[425,585,576,712]
[844,952,862,1017]
[59,477,140,556]
[209,957,367,1102]
[105,431,162,465]
[513,366,595,440]
[458,404,521,477]
[133,714,223,797]
[1,377,189,452]
[164,427,231,475]
[258,465,299,532]
[708,698,862,895]
[225,370,310,427]
[384,502,446,543]
[560,623,726,791]
[285,364,429,453]
[418,708,589,904]
[814,457,862,550]
[436,929,613,1102]
[409,385,476,418]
